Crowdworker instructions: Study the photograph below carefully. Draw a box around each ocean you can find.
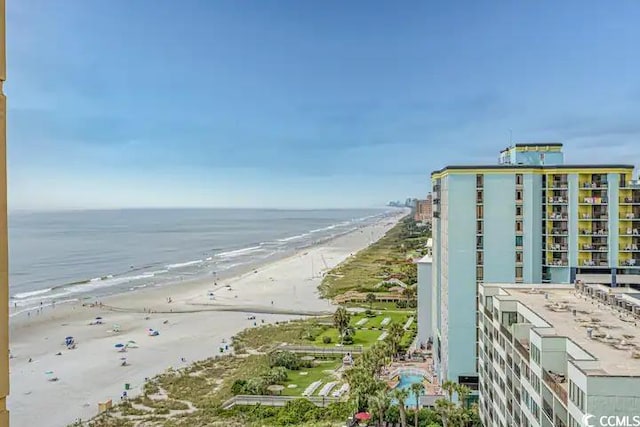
[8,208,392,311]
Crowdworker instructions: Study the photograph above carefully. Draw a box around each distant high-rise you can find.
[414,194,433,224]
[418,142,640,391]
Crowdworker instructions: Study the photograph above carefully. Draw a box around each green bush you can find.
[364,309,376,317]
[263,366,288,384]
[269,351,301,370]
[342,335,354,345]
[231,379,247,395]
[396,300,408,309]
[322,336,332,344]
[244,377,268,395]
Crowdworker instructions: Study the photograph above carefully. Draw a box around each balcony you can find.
[580,244,608,252]
[547,243,568,251]
[484,307,493,320]
[620,228,640,236]
[500,324,513,342]
[580,197,607,205]
[620,244,640,252]
[543,399,553,422]
[548,228,569,236]
[621,213,640,221]
[548,196,568,205]
[580,228,608,236]
[546,259,568,267]
[620,197,640,204]
[620,259,639,267]
[543,370,568,405]
[514,339,529,359]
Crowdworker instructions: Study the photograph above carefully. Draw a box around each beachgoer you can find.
[180,357,186,362]
[27,311,30,317]
[28,357,33,363]
[271,300,274,305]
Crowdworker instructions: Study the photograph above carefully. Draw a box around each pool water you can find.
[394,374,425,407]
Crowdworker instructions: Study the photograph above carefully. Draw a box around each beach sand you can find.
[8,211,406,426]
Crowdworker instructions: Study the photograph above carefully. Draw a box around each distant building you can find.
[419,142,640,392]
[414,194,433,224]
[478,282,640,427]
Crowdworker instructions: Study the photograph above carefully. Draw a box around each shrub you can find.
[322,336,332,344]
[269,351,301,370]
[263,366,288,384]
[396,300,408,309]
[342,335,354,345]
[364,309,376,317]
[231,379,247,395]
[244,377,268,395]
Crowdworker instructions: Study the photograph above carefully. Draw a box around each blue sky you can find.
[7,1,640,209]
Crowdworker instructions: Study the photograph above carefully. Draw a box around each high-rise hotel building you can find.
[418,142,640,390]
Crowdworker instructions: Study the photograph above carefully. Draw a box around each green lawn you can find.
[281,359,342,396]
[314,328,383,347]
[350,311,413,328]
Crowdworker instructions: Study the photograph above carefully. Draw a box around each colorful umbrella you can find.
[355,412,371,421]
[114,343,125,348]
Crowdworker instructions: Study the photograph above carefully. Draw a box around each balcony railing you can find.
[484,307,493,320]
[543,399,553,421]
[546,259,568,266]
[620,245,640,251]
[621,228,640,236]
[514,339,529,359]
[500,324,513,342]
[620,197,640,204]
[543,370,568,405]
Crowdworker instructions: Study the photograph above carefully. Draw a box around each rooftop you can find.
[431,163,635,176]
[491,283,640,376]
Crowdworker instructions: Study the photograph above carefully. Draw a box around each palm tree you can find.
[386,322,405,359]
[366,292,376,309]
[390,388,409,427]
[368,390,390,427]
[409,382,425,427]
[441,380,456,402]
[434,398,456,427]
[333,307,351,344]
[455,384,471,409]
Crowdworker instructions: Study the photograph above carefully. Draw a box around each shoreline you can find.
[9,209,397,315]
[9,210,407,426]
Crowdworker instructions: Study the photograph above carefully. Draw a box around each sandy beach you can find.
[8,211,406,427]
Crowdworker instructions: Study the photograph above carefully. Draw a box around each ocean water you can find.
[9,208,392,310]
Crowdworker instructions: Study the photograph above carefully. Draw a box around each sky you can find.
[7,0,640,210]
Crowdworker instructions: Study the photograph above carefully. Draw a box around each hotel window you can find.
[476,205,484,219]
[516,252,523,263]
[530,344,541,365]
[476,235,483,249]
[516,205,523,217]
[515,266,523,279]
[516,221,523,232]
[477,174,484,188]
[477,251,484,265]
[476,266,484,281]
[516,235,523,247]
[477,221,484,234]
[477,190,484,203]
[516,173,523,185]
[516,189,523,201]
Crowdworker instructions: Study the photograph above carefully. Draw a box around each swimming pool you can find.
[394,374,425,407]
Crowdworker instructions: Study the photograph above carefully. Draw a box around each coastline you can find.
[9,210,407,426]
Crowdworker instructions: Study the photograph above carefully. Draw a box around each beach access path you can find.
[8,210,406,427]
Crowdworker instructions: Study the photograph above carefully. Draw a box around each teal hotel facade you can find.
[417,142,640,391]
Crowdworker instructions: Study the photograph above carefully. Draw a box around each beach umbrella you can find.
[120,357,127,361]
[96,317,103,320]
[44,371,54,375]
[65,336,73,340]
[355,412,371,421]
[114,343,125,348]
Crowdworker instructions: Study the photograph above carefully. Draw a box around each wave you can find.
[277,233,309,242]
[216,245,264,259]
[165,260,203,269]
[12,288,53,299]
